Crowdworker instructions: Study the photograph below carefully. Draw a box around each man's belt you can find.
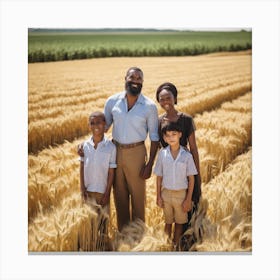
[113,140,144,149]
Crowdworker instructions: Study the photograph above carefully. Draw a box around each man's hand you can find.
[139,141,158,179]
[140,162,153,179]
[77,142,84,157]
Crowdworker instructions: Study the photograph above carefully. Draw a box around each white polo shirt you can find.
[80,136,117,193]
[154,146,198,190]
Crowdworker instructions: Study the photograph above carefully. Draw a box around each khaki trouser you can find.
[113,144,146,231]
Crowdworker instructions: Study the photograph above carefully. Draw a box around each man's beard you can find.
[125,81,142,96]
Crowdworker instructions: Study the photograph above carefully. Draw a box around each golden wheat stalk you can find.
[28,53,251,153]
[184,149,252,252]
[28,193,111,252]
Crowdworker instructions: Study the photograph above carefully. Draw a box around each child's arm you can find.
[156,176,164,208]
[101,168,115,207]
[80,160,87,202]
[182,175,194,212]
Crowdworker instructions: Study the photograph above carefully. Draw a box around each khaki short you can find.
[161,188,188,224]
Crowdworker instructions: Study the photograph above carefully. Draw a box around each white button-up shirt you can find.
[104,91,159,144]
[80,136,117,193]
[154,146,198,190]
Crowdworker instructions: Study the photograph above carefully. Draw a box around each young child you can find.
[154,122,198,250]
[79,111,117,215]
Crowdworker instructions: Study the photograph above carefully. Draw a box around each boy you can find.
[79,111,117,216]
[154,122,198,250]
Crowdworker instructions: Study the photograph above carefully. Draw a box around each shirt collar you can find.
[166,145,184,160]
[89,136,106,148]
[119,91,145,104]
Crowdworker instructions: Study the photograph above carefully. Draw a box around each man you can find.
[104,67,159,231]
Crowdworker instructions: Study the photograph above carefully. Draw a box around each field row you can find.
[195,93,251,182]
[28,98,107,126]
[28,66,250,106]
[28,31,251,62]
[28,44,251,63]
[188,149,252,251]
[28,91,251,232]
[28,80,251,154]
[28,52,251,154]
[28,55,250,107]
[28,73,251,122]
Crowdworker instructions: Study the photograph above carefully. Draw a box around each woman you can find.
[155,82,201,233]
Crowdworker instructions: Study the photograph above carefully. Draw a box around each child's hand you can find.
[77,143,84,157]
[101,192,110,207]
[157,196,164,208]
[81,189,88,202]
[182,199,192,213]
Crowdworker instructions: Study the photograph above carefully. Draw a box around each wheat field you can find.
[28,50,252,252]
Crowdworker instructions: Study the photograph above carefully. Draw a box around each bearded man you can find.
[104,67,159,231]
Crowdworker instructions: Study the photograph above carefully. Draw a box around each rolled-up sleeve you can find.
[147,103,159,142]
[109,145,117,168]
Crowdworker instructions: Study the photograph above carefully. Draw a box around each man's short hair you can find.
[126,67,143,78]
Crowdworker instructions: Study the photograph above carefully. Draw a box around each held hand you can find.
[101,192,110,207]
[140,163,153,179]
[77,142,84,157]
[182,199,192,213]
